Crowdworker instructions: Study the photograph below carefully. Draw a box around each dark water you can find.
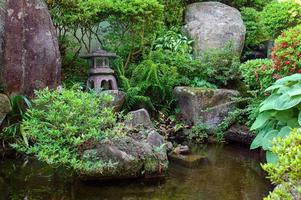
[0,144,272,200]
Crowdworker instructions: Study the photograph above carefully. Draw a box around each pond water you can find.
[0,144,272,200]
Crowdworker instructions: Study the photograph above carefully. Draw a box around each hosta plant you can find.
[250,74,301,162]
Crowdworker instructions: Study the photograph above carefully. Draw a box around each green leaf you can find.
[299,111,301,125]
[266,151,278,163]
[251,111,275,130]
[274,73,301,85]
[260,94,280,112]
[274,94,301,111]
[262,130,278,150]
[278,126,291,138]
[250,131,266,149]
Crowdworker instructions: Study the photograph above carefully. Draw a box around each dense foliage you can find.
[241,7,268,47]
[250,74,301,162]
[272,25,301,78]
[263,128,301,200]
[240,59,274,94]
[13,87,123,173]
[260,1,301,39]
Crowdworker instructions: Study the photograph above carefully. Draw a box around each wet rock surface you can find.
[0,0,61,96]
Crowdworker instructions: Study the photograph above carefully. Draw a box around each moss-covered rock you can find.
[78,129,169,181]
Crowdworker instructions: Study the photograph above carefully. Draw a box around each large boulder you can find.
[174,87,239,131]
[0,93,11,126]
[0,0,61,97]
[184,2,246,55]
[224,124,255,146]
[79,129,169,181]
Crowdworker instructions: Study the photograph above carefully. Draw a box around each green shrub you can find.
[241,7,268,47]
[158,0,185,29]
[272,25,301,78]
[13,87,123,173]
[153,29,193,54]
[198,44,241,87]
[223,0,271,10]
[263,128,301,200]
[250,74,301,162]
[188,123,209,144]
[261,1,301,39]
[240,59,274,94]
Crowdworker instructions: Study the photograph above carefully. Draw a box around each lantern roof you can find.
[80,49,117,59]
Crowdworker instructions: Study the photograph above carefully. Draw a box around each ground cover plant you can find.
[12,87,124,174]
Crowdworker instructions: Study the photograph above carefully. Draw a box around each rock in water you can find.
[0,0,61,97]
[79,129,169,181]
[184,2,246,56]
[174,87,239,131]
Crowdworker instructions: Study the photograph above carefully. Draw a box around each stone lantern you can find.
[80,50,118,91]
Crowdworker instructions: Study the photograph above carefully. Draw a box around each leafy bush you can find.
[240,59,274,94]
[223,0,271,10]
[188,123,209,144]
[260,1,301,39]
[272,25,301,78]
[14,87,123,173]
[241,7,268,47]
[158,0,185,29]
[198,44,241,87]
[153,29,193,54]
[250,74,301,162]
[263,128,301,200]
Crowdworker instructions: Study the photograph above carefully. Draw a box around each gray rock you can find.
[0,94,11,125]
[147,130,164,147]
[169,153,207,168]
[174,87,239,131]
[224,124,255,146]
[126,109,152,129]
[101,90,125,112]
[0,0,61,97]
[184,2,246,56]
[79,129,169,181]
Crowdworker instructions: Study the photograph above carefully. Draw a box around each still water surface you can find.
[0,144,272,200]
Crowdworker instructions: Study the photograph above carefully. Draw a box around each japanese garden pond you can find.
[0,144,272,200]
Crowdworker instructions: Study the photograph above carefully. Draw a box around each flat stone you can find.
[169,153,207,168]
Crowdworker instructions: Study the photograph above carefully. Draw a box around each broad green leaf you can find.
[260,94,280,112]
[299,111,301,125]
[278,126,291,138]
[275,109,298,127]
[274,73,301,85]
[287,82,301,97]
[266,151,278,163]
[251,111,275,130]
[250,131,266,150]
[274,94,301,111]
[262,130,278,150]
[265,84,282,92]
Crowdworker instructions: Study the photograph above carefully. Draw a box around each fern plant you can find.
[251,74,301,162]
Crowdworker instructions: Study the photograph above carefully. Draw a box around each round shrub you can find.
[272,25,301,78]
[14,87,123,173]
[240,59,274,93]
[261,1,301,39]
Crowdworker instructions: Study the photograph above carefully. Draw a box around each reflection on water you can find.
[0,144,272,200]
